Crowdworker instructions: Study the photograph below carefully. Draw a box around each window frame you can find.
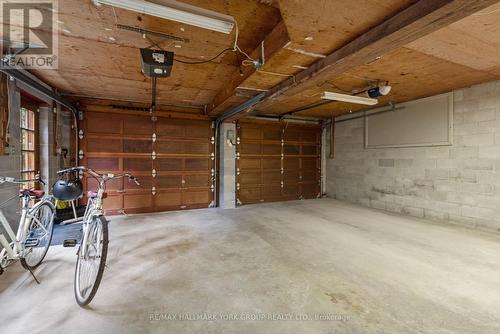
[20,97,39,189]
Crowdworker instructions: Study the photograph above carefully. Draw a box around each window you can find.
[0,73,8,153]
[20,103,38,189]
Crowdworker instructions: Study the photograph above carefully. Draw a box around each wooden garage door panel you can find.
[262,144,281,155]
[87,138,122,153]
[262,171,282,184]
[157,141,209,155]
[156,158,183,171]
[284,158,299,170]
[183,191,210,205]
[81,110,213,214]
[262,185,282,200]
[123,139,152,153]
[123,115,153,135]
[262,158,281,170]
[87,157,119,171]
[302,171,319,182]
[184,174,211,188]
[185,158,210,171]
[284,144,300,155]
[185,123,211,139]
[155,191,182,207]
[239,186,261,204]
[123,158,151,171]
[124,194,153,209]
[302,158,319,170]
[239,127,261,140]
[86,177,122,191]
[102,195,122,210]
[237,121,321,205]
[239,158,261,170]
[156,175,182,189]
[302,144,319,155]
[240,172,261,185]
[284,171,300,183]
[87,113,121,134]
[156,118,211,139]
[301,183,320,198]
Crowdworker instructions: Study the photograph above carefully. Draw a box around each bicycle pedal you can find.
[63,239,78,247]
[24,238,39,247]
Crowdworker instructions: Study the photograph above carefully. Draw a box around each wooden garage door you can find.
[236,120,321,205]
[283,123,322,200]
[79,111,214,214]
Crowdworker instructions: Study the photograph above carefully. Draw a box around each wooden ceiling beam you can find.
[208,20,290,115]
[227,0,499,118]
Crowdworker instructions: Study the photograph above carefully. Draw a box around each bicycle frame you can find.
[79,176,105,260]
[0,194,55,265]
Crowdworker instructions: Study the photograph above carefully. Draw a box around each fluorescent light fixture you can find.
[321,91,378,106]
[93,0,235,34]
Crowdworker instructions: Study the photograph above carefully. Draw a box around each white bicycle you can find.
[54,166,139,306]
[0,176,55,282]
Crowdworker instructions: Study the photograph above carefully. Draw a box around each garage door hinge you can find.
[236,168,240,176]
[78,130,84,140]
[211,184,214,192]
[211,168,215,176]
[152,169,156,178]
[211,152,215,160]
[151,186,156,195]
[78,150,84,160]
[78,111,84,121]
[152,133,156,142]
[236,183,240,190]
[281,181,284,188]
[236,152,240,160]
[236,137,240,145]
[211,136,215,144]
[152,151,157,160]
[281,168,284,174]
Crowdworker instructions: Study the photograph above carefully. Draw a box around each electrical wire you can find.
[173,48,234,64]
[172,20,256,66]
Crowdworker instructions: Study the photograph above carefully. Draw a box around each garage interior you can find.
[1,0,500,333]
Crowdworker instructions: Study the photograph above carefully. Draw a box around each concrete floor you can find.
[1,198,500,333]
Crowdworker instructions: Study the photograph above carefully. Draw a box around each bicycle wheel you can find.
[74,216,108,307]
[20,202,55,270]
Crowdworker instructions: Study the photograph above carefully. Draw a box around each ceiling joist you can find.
[208,20,290,115]
[225,0,500,119]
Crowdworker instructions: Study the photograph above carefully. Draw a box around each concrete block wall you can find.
[325,80,500,230]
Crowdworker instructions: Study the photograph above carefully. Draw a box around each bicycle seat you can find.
[20,189,45,198]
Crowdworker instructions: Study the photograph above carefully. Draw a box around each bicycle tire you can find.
[20,202,55,270]
[74,215,108,307]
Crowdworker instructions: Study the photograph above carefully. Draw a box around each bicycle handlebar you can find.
[57,167,140,186]
[0,175,46,186]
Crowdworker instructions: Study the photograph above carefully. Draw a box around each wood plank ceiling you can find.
[5,0,500,118]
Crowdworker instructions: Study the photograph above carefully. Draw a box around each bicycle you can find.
[0,175,55,282]
[54,166,139,307]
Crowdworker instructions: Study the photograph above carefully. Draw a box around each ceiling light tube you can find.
[93,0,235,34]
[320,91,378,106]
